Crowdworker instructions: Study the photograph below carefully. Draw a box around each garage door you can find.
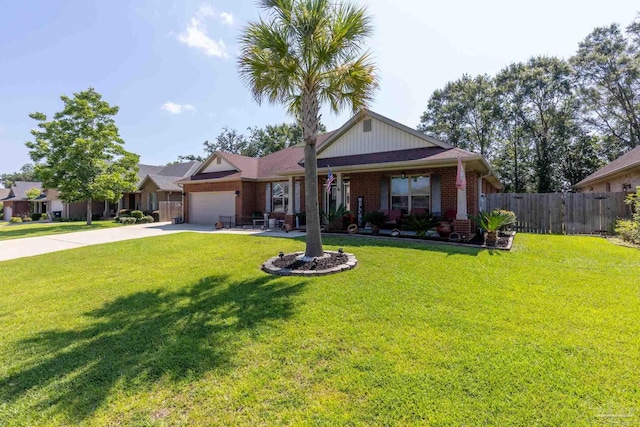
[189,192,236,225]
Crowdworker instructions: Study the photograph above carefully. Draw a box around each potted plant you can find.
[469,210,517,246]
[404,213,439,238]
[363,211,387,235]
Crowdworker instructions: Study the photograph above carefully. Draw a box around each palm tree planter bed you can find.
[263,251,357,276]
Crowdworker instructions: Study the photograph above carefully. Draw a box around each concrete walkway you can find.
[0,222,305,262]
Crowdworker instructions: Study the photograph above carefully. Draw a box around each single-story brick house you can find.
[574,146,640,193]
[121,161,201,212]
[177,110,502,235]
[1,181,63,220]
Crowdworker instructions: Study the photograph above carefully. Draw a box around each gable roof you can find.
[2,181,43,201]
[136,161,202,191]
[179,112,501,189]
[316,109,452,157]
[181,133,335,183]
[575,146,640,188]
[0,188,10,201]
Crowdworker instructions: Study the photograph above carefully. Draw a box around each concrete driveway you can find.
[0,222,305,262]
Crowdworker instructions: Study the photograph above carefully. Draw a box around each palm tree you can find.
[238,0,378,258]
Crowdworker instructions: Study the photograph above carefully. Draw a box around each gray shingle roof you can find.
[2,181,43,201]
[575,146,640,188]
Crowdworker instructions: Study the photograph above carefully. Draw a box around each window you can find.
[391,175,430,213]
[149,192,158,211]
[216,157,221,164]
[272,182,289,212]
[363,119,372,132]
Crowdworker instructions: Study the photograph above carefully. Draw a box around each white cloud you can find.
[161,102,196,114]
[219,12,234,26]
[176,5,232,58]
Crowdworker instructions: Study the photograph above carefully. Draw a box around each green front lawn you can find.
[0,220,121,241]
[1,234,639,425]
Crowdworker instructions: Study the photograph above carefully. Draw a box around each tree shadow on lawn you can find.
[0,274,307,422]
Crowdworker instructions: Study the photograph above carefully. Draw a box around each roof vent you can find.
[363,119,372,132]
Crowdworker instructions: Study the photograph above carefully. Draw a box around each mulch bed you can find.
[272,252,348,271]
[263,251,358,276]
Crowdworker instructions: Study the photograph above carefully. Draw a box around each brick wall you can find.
[347,167,481,217]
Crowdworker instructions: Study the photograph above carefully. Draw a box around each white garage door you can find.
[189,192,236,226]
[3,206,12,220]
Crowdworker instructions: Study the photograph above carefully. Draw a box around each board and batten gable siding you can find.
[317,117,438,159]
[201,156,238,173]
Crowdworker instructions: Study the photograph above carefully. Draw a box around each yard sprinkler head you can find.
[279,251,284,259]
[338,248,344,254]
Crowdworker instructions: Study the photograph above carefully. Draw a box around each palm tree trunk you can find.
[302,91,323,258]
[86,198,93,226]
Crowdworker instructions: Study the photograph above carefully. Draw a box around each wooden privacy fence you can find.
[485,192,632,234]
[158,201,182,222]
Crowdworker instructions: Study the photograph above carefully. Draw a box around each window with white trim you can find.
[271,182,289,212]
[390,175,430,213]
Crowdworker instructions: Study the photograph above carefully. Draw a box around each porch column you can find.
[456,180,468,220]
[103,200,109,218]
[454,164,471,237]
[285,176,295,228]
[118,197,123,212]
[287,176,294,215]
[336,172,343,207]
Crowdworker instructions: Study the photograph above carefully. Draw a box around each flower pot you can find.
[371,225,380,235]
[436,221,451,237]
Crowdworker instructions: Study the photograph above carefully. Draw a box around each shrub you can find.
[131,210,144,220]
[614,219,640,244]
[138,215,155,224]
[492,209,516,227]
[119,217,137,225]
[119,209,131,216]
[150,211,160,222]
[363,211,387,227]
[10,216,22,223]
[614,187,640,244]
[40,213,48,221]
[22,217,33,222]
[404,213,439,238]
[31,213,42,221]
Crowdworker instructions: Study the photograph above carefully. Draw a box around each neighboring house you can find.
[574,146,640,193]
[177,110,502,236]
[120,161,201,212]
[1,181,63,220]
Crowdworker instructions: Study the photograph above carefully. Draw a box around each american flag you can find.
[326,166,335,193]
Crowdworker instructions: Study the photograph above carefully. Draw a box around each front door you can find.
[128,194,136,210]
[323,182,337,223]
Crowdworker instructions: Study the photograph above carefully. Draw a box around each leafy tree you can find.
[176,122,327,162]
[571,20,640,154]
[26,187,41,214]
[418,74,500,157]
[561,134,604,188]
[1,164,37,188]
[26,88,139,225]
[238,0,378,258]
[496,57,576,192]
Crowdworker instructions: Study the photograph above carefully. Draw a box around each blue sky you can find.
[0,0,637,174]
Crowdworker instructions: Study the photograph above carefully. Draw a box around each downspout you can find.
[177,184,184,223]
[478,172,491,213]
